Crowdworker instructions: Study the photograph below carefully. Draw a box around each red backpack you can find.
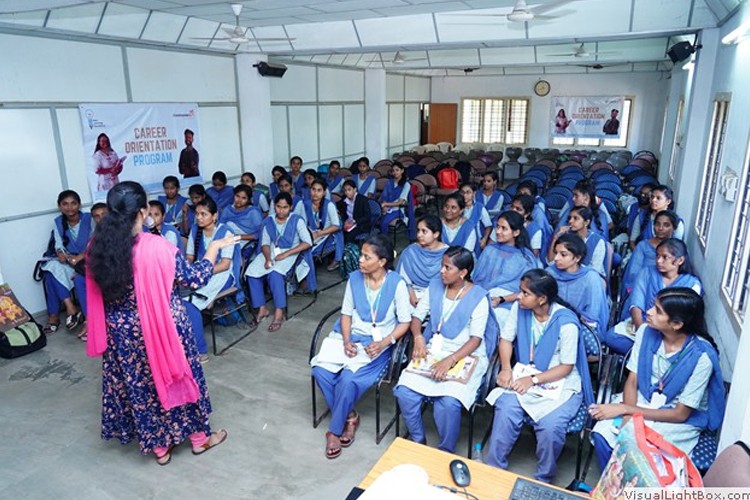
[437,167,460,190]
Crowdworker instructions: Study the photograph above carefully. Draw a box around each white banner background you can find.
[550,96,625,139]
[78,103,202,201]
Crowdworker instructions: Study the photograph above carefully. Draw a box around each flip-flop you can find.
[248,313,270,330]
[340,413,360,448]
[43,323,60,336]
[65,312,83,330]
[192,429,228,456]
[267,318,284,332]
[155,445,174,466]
[325,432,342,459]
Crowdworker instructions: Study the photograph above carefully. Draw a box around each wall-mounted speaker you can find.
[254,62,287,78]
[667,41,694,63]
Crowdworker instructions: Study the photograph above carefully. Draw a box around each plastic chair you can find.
[310,306,411,444]
[596,182,623,196]
[556,177,580,191]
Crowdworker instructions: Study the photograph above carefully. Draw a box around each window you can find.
[461,98,529,144]
[667,99,685,181]
[551,98,633,148]
[696,99,730,248]
[723,146,750,318]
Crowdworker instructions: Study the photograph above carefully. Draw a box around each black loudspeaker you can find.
[254,62,287,78]
[667,41,694,63]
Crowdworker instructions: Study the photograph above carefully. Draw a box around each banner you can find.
[79,103,202,201]
[550,96,625,139]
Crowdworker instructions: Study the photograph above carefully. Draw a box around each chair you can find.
[592,172,622,187]
[436,142,454,153]
[310,306,411,444]
[556,177,580,191]
[558,160,582,171]
[519,175,544,192]
[374,159,393,171]
[596,182,623,196]
[589,161,614,173]
[543,193,571,223]
[528,164,552,177]
[375,163,392,178]
[627,174,658,192]
[415,174,438,214]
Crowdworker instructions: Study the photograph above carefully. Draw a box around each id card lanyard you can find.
[435,284,468,335]
[656,336,694,393]
[366,273,386,341]
[273,218,289,257]
[529,315,549,367]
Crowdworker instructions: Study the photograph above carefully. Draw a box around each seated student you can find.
[395,247,496,453]
[630,184,685,248]
[269,165,286,200]
[473,211,539,326]
[479,171,505,218]
[441,193,477,254]
[240,171,270,215]
[41,190,93,336]
[603,238,702,356]
[516,179,547,219]
[556,180,612,240]
[379,161,415,240]
[626,183,657,237]
[396,215,449,307]
[460,183,492,253]
[91,202,108,226]
[509,194,551,259]
[326,160,346,196]
[298,168,319,201]
[589,288,725,471]
[354,156,376,198]
[485,269,593,483]
[621,210,677,295]
[547,234,610,340]
[205,171,234,213]
[185,197,238,311]
[157,175,188,229]
[336,179,371,244]
[310,235,411,459]
[270,174,305,219]
[219,184,263,258]
[181,184,207,236]
[147,201,183,252]
[245,192,314,332]
[304,179,344,272]
[548,206,607,278]
[289,155,305,195]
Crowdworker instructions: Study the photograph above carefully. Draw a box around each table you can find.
[358,437,587,500]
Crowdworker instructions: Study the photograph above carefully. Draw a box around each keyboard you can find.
[509,478,583,500]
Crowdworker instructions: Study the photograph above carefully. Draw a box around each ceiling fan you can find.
[448,0,578,24]
[548,43,619,58]
[192,3,294,45]
[365,51,429,65]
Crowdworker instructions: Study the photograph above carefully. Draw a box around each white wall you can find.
[430,71,669,153]
[0,33,240,314]
[387,74,430,157]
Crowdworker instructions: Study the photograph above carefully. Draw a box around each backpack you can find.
[437,167,460,190]
[339,243,361,279]
[0,284,46,359]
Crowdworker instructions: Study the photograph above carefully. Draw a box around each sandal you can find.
[155,445,174,466]
[43,323,60,336]
[325,431,342,459]
[192,429,228,456]
[65,312,83,330]
[267,317,285,332]
[248,312,270,330]
[340,413,360,448]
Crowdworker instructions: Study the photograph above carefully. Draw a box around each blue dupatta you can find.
[622,240,657,293]
[190,223,242,289]
[637,327,724,430]
[623,267,702,321]
[206,185,234,212]
[55,213,93,254]
[348,270,403,324]
[516,306,594,406]
[396,243,447,288]
[251,190,266,210]
[158,195,187,225]
[547,265,610,339]
[160,224,184,253]
[481,191,503,214]
[355,174,375,196]
[219,204,263,238]
[442,219,476,250]
[473,243,539,308]
[262,213,317,291]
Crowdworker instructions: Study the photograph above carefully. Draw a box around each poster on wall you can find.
[550,96,625,139]
[78,103,202,201]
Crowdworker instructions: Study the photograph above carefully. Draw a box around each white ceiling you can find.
[0,0,742,74]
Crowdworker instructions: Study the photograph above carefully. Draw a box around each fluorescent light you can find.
[722,20,750,45]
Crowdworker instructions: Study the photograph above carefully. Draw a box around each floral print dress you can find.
[100,253,214,454]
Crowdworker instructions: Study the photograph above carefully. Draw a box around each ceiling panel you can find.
[251,25,294,51]
[597,38,669,62]
[480,46,536,65]
[285,20,360,50]
[177,16,219,47]
[141,11,188,43]
[355,14,437,46]
[691,1,720,26]
[436,8,527,43]
[632,0,690,31]
[374,2,469,17]
[428,48,480,66]
[98,3,150,39]
[527,0,631,38]
[46,3,104,33]
[313,0,407,13]
[536,42,598,63]
[544,65,587,74]
[503,66,541,75]
[0,10,47,27]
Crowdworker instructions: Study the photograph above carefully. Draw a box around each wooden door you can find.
[428,103,457,145]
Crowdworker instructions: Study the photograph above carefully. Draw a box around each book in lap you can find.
[404,352,478,384]
[512,362,564,400]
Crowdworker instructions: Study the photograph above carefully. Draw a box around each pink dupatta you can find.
[87,233,200,410]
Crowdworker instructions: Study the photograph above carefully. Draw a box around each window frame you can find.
[460,97,530,145]
[549,97,634,149]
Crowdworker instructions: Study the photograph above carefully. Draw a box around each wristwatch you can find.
[531,375,540,386]
[498,296,506,304]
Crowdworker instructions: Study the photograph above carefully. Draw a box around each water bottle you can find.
[472,442,484,463]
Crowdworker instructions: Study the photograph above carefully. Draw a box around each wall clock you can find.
[534,80,551,97]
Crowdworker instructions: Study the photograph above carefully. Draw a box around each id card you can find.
[647,391,668,409]
[273,246,282,259]
[431,334,444,355]
[371,326,383,342]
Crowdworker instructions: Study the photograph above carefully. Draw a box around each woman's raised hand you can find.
[209,233,240,251]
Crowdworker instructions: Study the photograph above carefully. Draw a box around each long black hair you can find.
[520,268,584,323]
[363,234,395,270]
[554,232,587,262]
[57,190,82,249]
[573,180,601,230]
[657,238,694,275]
[193,196,218,258]
[444,245,474,280]
[417,214,442,238]
[147,200,165,235]
[391,161,407,187]
[497,210,532,253]
[88,181,147,302]
[655,287,717,351]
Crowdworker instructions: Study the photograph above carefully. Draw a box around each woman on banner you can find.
[554,109,572,134]
[394,246,497,453]
[589,288,724,471]
[93,133,124,192]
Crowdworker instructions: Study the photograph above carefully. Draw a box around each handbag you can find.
[592,414,703,500]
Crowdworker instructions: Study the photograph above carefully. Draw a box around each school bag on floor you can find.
[0,283,46,359]
[436,167,460,190]
[339,243,361,279]
[592,414,702,500]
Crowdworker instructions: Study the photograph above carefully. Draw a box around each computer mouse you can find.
[449,459,471,487]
